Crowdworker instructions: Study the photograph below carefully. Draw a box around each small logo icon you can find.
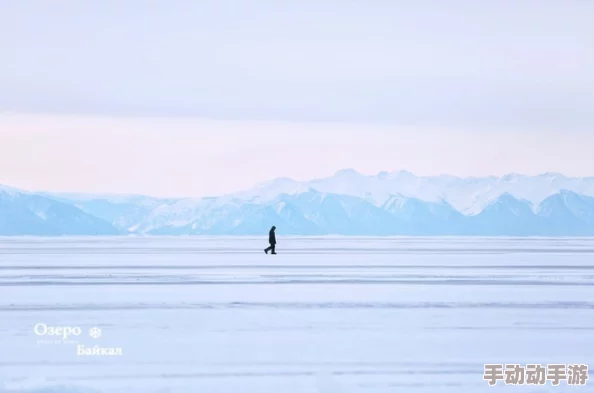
[89,327,102,339]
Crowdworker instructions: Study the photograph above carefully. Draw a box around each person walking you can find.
[264,225,277,254]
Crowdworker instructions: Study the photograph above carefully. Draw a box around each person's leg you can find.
[264,245,272,253]
[271,244,276,254]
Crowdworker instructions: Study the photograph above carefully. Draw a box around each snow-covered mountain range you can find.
[0,185,121,236]
[2,169,594,236]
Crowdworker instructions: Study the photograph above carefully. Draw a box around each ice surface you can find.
[0,236,593,393]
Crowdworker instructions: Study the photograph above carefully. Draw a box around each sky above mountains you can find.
[1,1,592,128]
[1,2,592,196]
[1,114,594,198]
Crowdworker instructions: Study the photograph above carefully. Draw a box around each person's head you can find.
[271,226,276,231]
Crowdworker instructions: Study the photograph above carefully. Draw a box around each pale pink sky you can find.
[2,2,593,197]
[1,113,593,198]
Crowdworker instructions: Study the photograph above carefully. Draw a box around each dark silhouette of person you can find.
[264,226,277,254]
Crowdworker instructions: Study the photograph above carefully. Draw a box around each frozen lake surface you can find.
[1,236,593,393]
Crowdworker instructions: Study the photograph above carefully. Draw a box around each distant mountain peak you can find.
[0,184,30,197]
[488,192,530,205]
[389,169,414,176]
[500,173,524,182]
[538,172,566,180]
[333,168,363,177]
[555,189,580,197]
